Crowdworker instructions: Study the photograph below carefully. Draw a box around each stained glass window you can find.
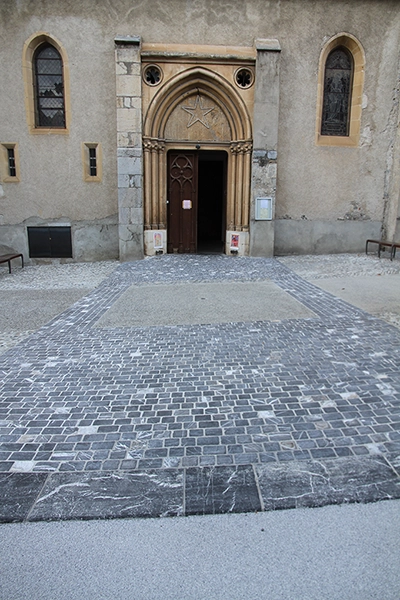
[33,44,66,128]
[321,48,353,136]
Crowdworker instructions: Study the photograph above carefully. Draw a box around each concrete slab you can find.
[0,289,91,331]
[95,281,317,327]
[1,501,400,600]
[310,275,400,316]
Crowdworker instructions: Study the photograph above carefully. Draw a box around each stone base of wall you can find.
[0,216,119,264]
[74,218,119,261]
[250,220,275,257]
[1,218,386,262]
[274,219,382,255]
[395,219,400,242]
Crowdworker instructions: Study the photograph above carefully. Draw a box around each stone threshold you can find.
[1,454,399,523]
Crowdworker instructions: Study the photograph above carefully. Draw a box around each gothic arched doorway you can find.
[142,67,253,255]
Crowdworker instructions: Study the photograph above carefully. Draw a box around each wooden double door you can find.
[167,150,226,254]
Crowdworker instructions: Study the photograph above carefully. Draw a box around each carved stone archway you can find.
[142,66,253,254]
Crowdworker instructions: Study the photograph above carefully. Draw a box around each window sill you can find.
[30,127,69,135]
[83,176,102,183]
[315,134,358,148]
[2,176,20,183]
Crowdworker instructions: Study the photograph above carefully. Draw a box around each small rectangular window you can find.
[89,147,97,176]
[7,148,16,177]
[82,143,102,182]
[0,143,20,182]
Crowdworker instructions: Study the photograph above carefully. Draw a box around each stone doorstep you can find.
[1,455,399,523]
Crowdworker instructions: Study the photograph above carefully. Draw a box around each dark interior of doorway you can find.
[197,151,226,254]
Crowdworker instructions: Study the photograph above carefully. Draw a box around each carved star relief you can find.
[182,95,215,128]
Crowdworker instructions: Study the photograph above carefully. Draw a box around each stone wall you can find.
[0,0,398,259]
[115,37,144,261]
[250,39,280,257]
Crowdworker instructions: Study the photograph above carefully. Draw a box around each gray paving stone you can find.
[256,455,400,510]
[0,256,400,519]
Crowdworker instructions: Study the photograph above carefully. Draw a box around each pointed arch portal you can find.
[142,66,253,254]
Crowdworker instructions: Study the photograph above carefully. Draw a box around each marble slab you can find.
[385,452,400,476]
[256,456,400,511]
[185,465,261,515]
[28,470,184,521]
[0,473,48,523]
[1,457,400,523]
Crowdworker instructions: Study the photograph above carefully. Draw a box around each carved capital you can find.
[230,140,253,154]
[143,137,165,153]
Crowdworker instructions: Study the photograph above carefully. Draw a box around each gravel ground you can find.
[2,254,398,289]
[0,261,118,289]
[280,253,400,329]
[278,252,400,279]
[0,253,399,354]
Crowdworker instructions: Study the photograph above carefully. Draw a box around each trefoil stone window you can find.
[234,68,254,89]
[143,65,162,86]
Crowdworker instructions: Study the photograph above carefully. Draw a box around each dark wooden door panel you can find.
[167,152,198,253]
[27,226,72,258]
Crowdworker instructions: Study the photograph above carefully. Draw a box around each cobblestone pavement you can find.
[1,255,400,521]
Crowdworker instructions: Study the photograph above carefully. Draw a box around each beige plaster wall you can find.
[0,10,118,226]
[0,0,399,252]
[275,1,400,225]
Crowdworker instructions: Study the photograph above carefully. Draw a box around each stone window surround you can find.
[315,33,365,147]
[22,32,71,135]
[81,142,103,182]
[0,142,20,183]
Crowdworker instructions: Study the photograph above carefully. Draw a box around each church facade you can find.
[0,0,399,262]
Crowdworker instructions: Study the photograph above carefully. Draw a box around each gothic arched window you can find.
[321,47,353,137]
[33,43,66,128]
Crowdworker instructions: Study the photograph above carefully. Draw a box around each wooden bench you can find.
[0,253,24,273]
[366,239,400,261]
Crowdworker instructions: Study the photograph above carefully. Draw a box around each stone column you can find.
[115,35,143,261]
[143,138,167,255]
[250,39,281,257]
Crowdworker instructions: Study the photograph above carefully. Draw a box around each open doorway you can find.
[167,150,227,254]
[197,151,226,254]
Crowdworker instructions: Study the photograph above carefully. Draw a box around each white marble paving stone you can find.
[256,455,400,510]
[10,460,36,472]
[28,470,184,521]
